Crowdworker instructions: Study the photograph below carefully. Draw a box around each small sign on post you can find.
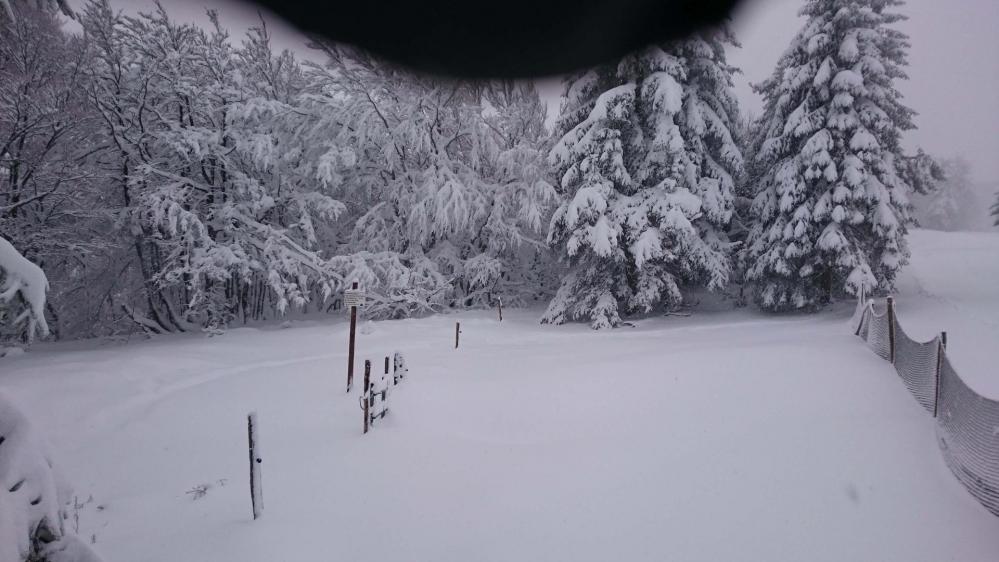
[345,282,365,393]
[393,351,408,384]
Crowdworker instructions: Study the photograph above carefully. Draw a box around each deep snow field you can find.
[2,228,998,562]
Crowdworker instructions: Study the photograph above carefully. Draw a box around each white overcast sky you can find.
[68,0,999,184]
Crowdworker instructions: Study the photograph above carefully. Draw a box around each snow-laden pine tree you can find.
[743,0,924,310]
[544,31,742,328]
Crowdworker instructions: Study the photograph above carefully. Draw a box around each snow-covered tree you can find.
[1,3,116,341]
[743,0,923,310]
[543,32,743,328]
[307,44,556,316]
[911,156,976,231]
[0,0,74,23]
[2,0,557,338]
[81,3,356,331]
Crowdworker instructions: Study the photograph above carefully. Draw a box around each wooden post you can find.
[247,413,263,520]
[347,281,358,392]
[887,296,896,364]
[934,331,947,418]
[455,322,460,349]
[497,297,503,322]
[363,360,371,434]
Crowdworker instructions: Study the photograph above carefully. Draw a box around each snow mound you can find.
[0,391,104,562]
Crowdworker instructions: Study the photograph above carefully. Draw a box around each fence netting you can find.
[936,353,999,516]
[853,297,999,517]
[861,299,891,360]
[892,318,940,413]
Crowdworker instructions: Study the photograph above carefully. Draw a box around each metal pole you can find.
[247,413,263,520]
[933,331,947,418]
[347,281,358,392]
[887,296,896,364]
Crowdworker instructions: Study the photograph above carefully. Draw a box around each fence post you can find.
[887,296,896,364]
[347,281,359,393]
[853,287,866,336]
[455,322,460,349]
[934,331,947,418]
[497,298,503,322]
[247,413,263,520]
[363,360,371,434]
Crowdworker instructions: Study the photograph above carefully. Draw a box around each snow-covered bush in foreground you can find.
[0,391,104,562]
[0,235,49,342]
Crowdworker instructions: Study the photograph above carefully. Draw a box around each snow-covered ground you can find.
[1,229,997,562]
[893,229,999,397]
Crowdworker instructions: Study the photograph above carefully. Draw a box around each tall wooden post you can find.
[887,296,896,364]
[247,413,263,520]
[455,322,460,349]
[347,281,358,392]
[497,297,503,322]
[934,331,947,418]
[363,360,371,434]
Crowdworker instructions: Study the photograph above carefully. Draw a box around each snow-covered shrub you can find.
[0,236,49,342]
[0,391,104,561]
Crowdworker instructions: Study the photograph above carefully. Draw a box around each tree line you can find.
[0,0,958,339]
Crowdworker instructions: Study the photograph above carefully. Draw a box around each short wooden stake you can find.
[887,296,896,364]
[347,281,359,393]
[455,322,460,349]
[497,298,503,322]
[363,360,371,434]
[247,413,263,520]
[361,359,374,433]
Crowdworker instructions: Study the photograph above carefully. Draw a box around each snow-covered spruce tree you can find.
[544,34,742,328]
[744,0,923,310]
